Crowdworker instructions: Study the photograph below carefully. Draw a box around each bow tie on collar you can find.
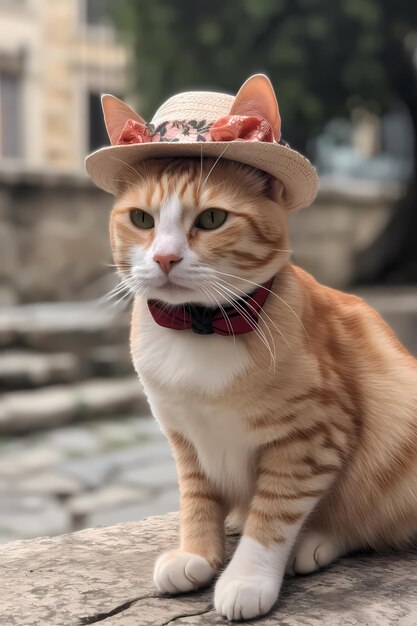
[147,278,274,336]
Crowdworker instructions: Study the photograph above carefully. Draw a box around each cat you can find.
[107,154,417,620]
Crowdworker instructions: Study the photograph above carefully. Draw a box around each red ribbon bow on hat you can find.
[117,114,276,146]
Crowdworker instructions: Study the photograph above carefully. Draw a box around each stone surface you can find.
[116,459,178,489]
[66,485,148,517]
[88,489,179,528]
[0,512,416,626]
[0,300,129,350]
[0,495,70,539]
[0,447,63,479]
[57,441,172,489]
[0,350,78,389]
[45,426,102,456]
[0,376,146,433]
[0,414,179,542]
[14,472,83,497]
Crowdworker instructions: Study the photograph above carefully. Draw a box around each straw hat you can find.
[85,74,318,211]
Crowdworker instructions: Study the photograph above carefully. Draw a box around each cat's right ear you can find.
[101,95,146,145]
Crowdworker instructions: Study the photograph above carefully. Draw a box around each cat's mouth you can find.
[150,277,202,305]
[160,281,193,292]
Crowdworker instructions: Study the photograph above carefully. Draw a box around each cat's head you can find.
[109,157,290,306]
[105,75,297,306]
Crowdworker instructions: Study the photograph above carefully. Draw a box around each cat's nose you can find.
[153,253,182,274]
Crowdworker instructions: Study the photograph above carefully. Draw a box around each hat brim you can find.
[85,141,318,211]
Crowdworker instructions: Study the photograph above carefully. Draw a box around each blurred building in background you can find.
[0,0,130,307]
[0,0,128,170]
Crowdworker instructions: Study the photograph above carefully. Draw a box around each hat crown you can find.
[151,91,234,126]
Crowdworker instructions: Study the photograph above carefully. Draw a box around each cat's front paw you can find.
[286,531,340,576]
[153,550,217,594]
[214,572,278,621]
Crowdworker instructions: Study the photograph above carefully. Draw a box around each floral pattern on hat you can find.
[116,115,275,146]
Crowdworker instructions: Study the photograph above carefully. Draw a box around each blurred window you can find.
[0,72,22,159]
[89,92,109,151]
[85,0,111,26]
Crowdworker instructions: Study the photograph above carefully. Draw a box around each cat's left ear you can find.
[230,74,281,141]
[101,94,146,145]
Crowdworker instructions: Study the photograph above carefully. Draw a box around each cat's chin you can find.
[148,284,210,306]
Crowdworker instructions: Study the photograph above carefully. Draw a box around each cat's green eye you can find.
[195,209,228,230]
[130,209,154,229]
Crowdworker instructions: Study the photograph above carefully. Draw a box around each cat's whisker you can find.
[105,279,133,298]
[201,144,230,192]
[99,277,136,309]
[213,278,289,349]
[212,279,277,360]
[209,282,276,369]
[200,282,236,345]
[211,283,276,364]
[213,276,289,347]
[197,143,204,195]
[205,266,310,343]
[110,156,146,185]
[104,262,131,269]
[211,282,276,369]
[111,291,134,308]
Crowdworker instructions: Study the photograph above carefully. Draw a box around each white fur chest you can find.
[149,390,256,503]
[132,306,255,502]
[132,305,252,395]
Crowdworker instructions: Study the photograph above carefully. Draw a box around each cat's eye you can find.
[195,209,228,230]
[130,209,155,229]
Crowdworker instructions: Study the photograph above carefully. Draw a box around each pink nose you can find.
[153,253,182,274]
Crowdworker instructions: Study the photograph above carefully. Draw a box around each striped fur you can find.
[110,158,417,620]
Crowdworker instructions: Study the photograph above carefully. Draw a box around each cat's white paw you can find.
[214,573,278,621]
[287,531,340,575]
[153,550,217,594]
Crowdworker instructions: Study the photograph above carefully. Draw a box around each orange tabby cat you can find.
[107,156,417,620]
[84,73,417,620]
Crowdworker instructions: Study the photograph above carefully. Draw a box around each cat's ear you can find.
[230,74,281,140]
[101,95,146,145]
[268,178,288,207]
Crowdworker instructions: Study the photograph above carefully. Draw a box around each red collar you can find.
[148,278,274,336]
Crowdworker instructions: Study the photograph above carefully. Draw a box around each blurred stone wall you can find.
[0,171,114,305]
[0,172,401,306]
[289,177,400,287]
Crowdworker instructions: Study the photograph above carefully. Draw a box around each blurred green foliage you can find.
[115,0,417,151]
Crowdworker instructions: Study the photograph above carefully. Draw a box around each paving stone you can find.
[57,441,172,488]
[0,301,129,349]
[0,376,145,434]
[115,459,178,489]
[15,472,83,496]
[0,447,63,479]
[91,344,132,377]
[46,426,102,456]
[0,495,70,539]
[0,387,75,432]
[0,493,48,512]
[0,534,13,544]
[75,377,144,414]
[94,421,139,447]
[88,489,179,527]
[56,456,118,489]
[126,415,163,437]
[0,350,79,389]
[66,485,148,516]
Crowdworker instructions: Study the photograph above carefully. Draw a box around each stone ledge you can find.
[1,512,417,625]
